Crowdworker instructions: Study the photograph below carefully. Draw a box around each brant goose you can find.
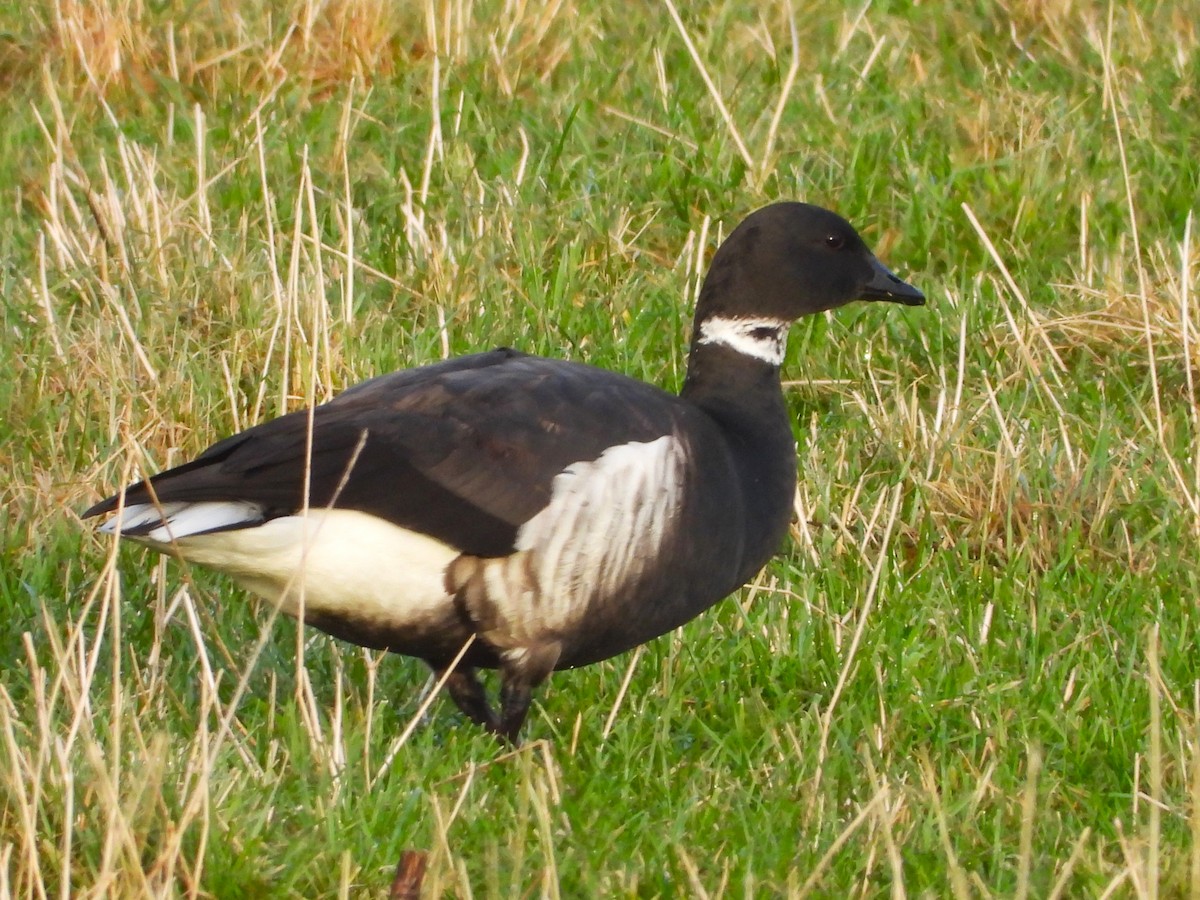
[84,202,923,742]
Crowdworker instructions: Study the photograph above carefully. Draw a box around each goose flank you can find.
[84,202,924,742]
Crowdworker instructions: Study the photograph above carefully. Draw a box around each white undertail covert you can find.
[100,504,458,628]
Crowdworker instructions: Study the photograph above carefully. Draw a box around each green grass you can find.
[3,0,1199,895]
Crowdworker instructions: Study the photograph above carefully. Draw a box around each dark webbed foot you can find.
[495,642,562,743]
[446,555,565,743]
[496,681,534,743]
[435,642,561,744]
[439,666,501,733]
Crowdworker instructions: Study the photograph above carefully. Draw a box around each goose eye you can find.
[825,234,845,250]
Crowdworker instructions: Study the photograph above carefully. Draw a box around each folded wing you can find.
[84,349,695,557]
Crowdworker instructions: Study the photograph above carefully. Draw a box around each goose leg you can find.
[439,666,501,733]
[445,556,562,742]
[496,642,562,743]
[497,678,532,743]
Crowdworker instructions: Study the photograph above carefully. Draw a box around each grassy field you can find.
[2,0,1199,895]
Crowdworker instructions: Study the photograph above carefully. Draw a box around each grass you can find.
[2,0,1199,894]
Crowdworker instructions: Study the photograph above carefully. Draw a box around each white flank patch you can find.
[697,316,789,365]
[487,434,687,638]
[132,509,457,626]
[100,500,264,541]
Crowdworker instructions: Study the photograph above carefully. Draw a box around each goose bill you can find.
[862,255,924,306]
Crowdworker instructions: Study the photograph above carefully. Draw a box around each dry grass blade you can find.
[796,787,890,899]
[601,644,644,740]
[372,636,477,786]
[1046,827,1093,900]
[1099,5,1162,459]
[961,203,1068,388]
[661,0,754,170]
[757,5,800,186]
[1192,681,1200,897]
[1146,625,1162,900]
[918,751,973,900]
[814,484,903,777]
[1015,745,1042,900]
[863,751,908,899]
[674,846,711,900]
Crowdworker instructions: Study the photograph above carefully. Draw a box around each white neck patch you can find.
[697,316,789,366]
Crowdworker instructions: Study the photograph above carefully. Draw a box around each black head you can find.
[695,202,924,323]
